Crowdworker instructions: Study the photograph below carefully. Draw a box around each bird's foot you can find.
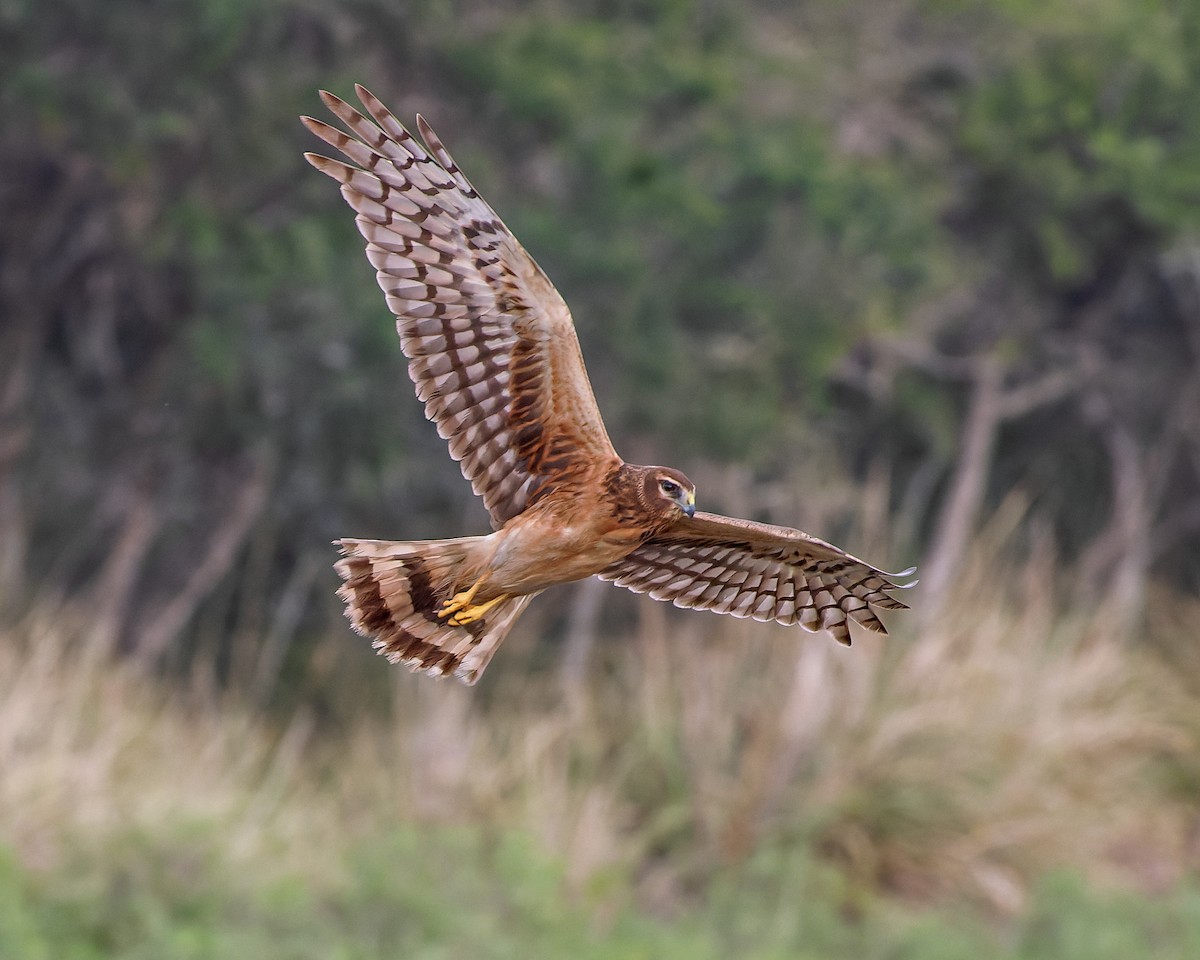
[445,593,509,626]
[437,579,508,626]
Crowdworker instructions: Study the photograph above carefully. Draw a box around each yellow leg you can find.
[437,578,510,626]
[446,593,509,626]
[437,577,483,619]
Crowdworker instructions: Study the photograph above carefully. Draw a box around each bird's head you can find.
[648,466,696,519]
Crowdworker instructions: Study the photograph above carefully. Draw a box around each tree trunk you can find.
[922,358,1002,623]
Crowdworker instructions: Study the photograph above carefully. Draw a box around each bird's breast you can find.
[485,510,639,594]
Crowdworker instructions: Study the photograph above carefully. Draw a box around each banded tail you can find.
[335,538,537,684]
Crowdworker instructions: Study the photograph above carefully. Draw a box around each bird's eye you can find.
[660,480,679,496]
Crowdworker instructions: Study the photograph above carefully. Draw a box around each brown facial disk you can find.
[639,464,696,520]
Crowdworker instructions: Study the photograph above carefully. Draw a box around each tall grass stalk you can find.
[1,524,1196,919]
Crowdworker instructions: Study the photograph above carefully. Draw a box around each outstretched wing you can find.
[303,86,619,528]
[598,512,915,644]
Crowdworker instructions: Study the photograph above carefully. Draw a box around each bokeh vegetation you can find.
[2,0,1199,954]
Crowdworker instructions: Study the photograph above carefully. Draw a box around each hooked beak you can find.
[682,490,696,519]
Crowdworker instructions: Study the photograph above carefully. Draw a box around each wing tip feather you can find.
[303,152,349,178]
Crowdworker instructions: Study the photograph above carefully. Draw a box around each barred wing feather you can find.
[302,86,618,528]
[599,512,915,644]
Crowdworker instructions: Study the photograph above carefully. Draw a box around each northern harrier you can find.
[303,86,914,684]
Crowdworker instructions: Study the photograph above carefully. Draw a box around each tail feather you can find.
[335,537,536,684]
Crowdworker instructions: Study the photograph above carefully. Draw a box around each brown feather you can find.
[305,88,914,683]
[598,512,915,644]
[304,88,618,529]
[335,538,539,684]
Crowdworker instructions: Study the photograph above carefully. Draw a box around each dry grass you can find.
[0,604,326,880]
[1,525,1197,918]
[327,512,1199,914]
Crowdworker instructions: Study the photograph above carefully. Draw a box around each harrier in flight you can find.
[303,86,913,684]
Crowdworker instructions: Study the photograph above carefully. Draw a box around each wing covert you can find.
[303,86,618,527]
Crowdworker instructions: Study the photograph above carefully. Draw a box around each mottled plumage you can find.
[303,86,914,684]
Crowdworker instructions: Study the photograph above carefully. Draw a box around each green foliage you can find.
[4,4,1200,955]
[2,833,1198,959]
[0,0,959,670]
[432,1,943,460]
[4,0,1200,826]
[955,0,1200,290]
[1015,872,1200,960]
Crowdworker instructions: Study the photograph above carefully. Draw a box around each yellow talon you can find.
[437,578,509,625]
[446,593,509,626]
[437,578,483,620]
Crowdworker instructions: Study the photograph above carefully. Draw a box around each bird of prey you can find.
[302,86,913,684]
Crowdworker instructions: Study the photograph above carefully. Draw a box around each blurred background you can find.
[3,0,1200,955]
